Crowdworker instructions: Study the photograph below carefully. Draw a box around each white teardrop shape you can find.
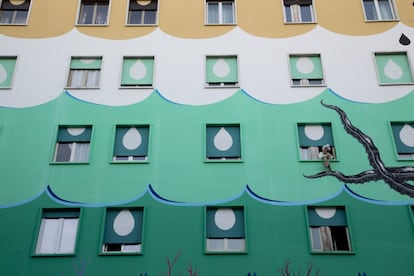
[67,127,86,136]
[399,124,414,147]
[129,60,147,80]
[213,59,230,78]
[296,57,314,74]
[10,0,26,5]
[122,127,142,150]
[214,208,236,230]
[0,64,7,84]
[384,59,403,80]
[137,0,152,5]
[113,209,135,236]
[214,127,233,151]
[315,207,336,219]
[304,125,324,141]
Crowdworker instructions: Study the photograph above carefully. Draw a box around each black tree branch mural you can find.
[304,100,414,198]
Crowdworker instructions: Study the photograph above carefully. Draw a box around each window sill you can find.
[205,85,240,89]
[119,86,154,90]
[284,21,317,25]
[0,23,28,26]
[291,84,326,88]
[32,253,76,257]
[378,82,414,86]
[205,250,247,255]
[125,24,158,27]
[364,19,399,23]
[310,250,355,255]
[75,24,109,27]
[111,160,149,164]
[205,158,243,163]
[65,87,100,90]
[50,161,90,165]
[99,252,143,256]
[205,23,237,26]
[0,87,12,90]
[300,159,338,162]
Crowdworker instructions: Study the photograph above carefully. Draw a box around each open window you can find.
[297,123,335,161]
[308,206,352,252]
[206,124,241,161]
[35,209,80,255]
[289,54,325,86]
[113,125,149,162]
[53,126,92,163]
[206,207,246,253]
[102,208,143,254]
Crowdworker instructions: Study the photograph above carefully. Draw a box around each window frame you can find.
[373,52,414,86]
[0,56,17,89]
[297,122,337,162]
[204,206,247,254]
[66,56,103,89]
[119,56,155,89]
[389,121,414,160]
[33,208,81,256]
[51,125,93,164]
[282,0,316,24]
[205,0,237,25]
[100,207,145,255]
[205,123,243,163]
[111,124,151,163]
[0,0,32,25]
[306,206,354,254]
[289,54,326,87]
[76,0,111,26]
[126,0,159,26]
[361,0,398,22]
[205,55,239,88]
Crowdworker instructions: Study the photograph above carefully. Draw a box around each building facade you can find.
[1,0,414,275]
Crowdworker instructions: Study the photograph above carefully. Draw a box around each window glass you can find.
[67,57,102,88]
[283,0,315,23]
[374,53,413,85]
[36,209,80,255]
[128,0,158,25]
[78,0,109,25]
[298,123,335,161]
[54,127,92,163]
[0,0,30,24]
[363,0,396,21]
[206,56,238,87]
[206,1,235,24]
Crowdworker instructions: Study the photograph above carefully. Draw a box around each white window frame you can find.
[283,2,316,24]
[205,0,236,25]
[361,0,398,22]
[206,238,245,252]
[0,0,32,25]
[76,0,110,25]
[66,57,102,89]
[36,217,79,255]
[125,0,159,25]
[102,243,142,253]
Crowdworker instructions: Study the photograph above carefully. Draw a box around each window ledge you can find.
[205,159,243,163]
[50,162,90,165]
[99,252,143,256]
[310,250,355,255]
[0,87,12,90]
[205,85,240,89]
[204,23,237,26]
[32,253,76,257]
[65,87,100,90]
[125,24,158,27]
[365,19,399,23]
[0,23,28,26]
[119,86,154,90]
[110,161,149,164]
[284,21,317,25]
[300,159,338,162]
[378,82,414,86]
[291,84,327,88]
[205,251,247,255]
[75,24,109,27]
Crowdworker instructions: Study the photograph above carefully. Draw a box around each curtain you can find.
[378,0,393,20]
[222,2,234,24]
[207,3,219,23]
[73,143,89,162]
[86,70,100,87]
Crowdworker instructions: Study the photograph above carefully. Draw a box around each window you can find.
[362,0,397,21]
[67,57,102,88]
[298,123,335,160]
[289,54,325,86]
[206,125,241,161]
[113,125,149,162]
[283,0,315,23]
[206,56,238,87]
[0,0,30,24]
[308,207,351,252]
[121,57,154,87]
[77,0,109,25]
[206,0,235,25]
[0,56,17,88]
[374,52,413,85]
[35,209,80,255]
[391,122,414,159]
[53,126,91,163]
[206,207,245,253]
[102,208,143,254]
[127,0,158,25]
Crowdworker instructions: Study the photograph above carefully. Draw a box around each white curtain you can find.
[69,70,85,88]
[74,143,90,162]
[207,3,219,23]
[378,0,393,20]
[86,70,100,87]
[222,3,234,24]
